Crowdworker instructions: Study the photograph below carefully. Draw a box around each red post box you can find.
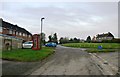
[32,34,40,50]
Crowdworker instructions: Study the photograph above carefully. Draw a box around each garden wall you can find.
[0,34,23,51]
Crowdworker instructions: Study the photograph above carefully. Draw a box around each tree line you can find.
[41,33,119,44]
[44,33,91,44]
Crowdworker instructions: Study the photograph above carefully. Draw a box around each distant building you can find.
[80,39,85,43]
[95,32,114,42]
[92,36,97,42]
[0,18,32,42]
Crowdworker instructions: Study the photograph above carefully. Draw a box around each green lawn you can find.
[86,48,119,53]
[62,43,120,53]
[62,43,120,49]
[2,47,55,62]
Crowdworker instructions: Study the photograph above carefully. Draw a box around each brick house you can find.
[0,18,32,42]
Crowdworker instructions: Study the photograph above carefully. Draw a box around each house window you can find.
[25,34,28,37]
[9,30,12,34]
[23,33,26,36]
[29,35,31,38]
[0,27,2,32]
[19,32,22,36]
[16,32,18,35]
[13,31,15,34]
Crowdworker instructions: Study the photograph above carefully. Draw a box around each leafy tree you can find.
[73,37,79,43]
[41,33,46,45]
[59,37,69,44]
[59,37,80,44]
[48,35,52,42]
[86,36,91,43]
[48,33,58,44]
[69,38,73,41]
[69,38,73,43]
[53,33,58,44]
[38,33,46,45]
[59,37,64,44]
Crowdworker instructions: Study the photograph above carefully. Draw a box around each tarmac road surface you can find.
[30,45,106,75]
[2,45,118,75]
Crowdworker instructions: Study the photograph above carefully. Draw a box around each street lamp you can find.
[40,17,45,49]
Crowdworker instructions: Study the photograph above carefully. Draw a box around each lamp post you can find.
[40,17,45,49]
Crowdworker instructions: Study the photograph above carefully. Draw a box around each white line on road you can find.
[93,53,118,71]
[89,53,116,75]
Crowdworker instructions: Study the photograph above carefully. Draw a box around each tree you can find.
[41,33,46,45]
[69,38,73,43]
[53,33,58,44]
[59,37,64,44]
[73,37,78,43]
[48,33,58,44]
[59,37,69,44]
[86,36,91,43]
[38,33,46,45]
[48,35,52,42]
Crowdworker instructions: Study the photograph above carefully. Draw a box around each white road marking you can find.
[93,53,118,71]
[89,53,117,75]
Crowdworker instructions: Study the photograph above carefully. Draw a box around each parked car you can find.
[22,41,33,48]
[45,42,57,47]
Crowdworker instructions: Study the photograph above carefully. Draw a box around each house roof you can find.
[96,32,114,38]
[2,20,32,35]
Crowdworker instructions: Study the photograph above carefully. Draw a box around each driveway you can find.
[2,45,118,75]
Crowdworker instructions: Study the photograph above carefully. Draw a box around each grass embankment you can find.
[2,47,55,62]
[62,43,120,53]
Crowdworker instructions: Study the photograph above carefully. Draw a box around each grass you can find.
[62,43,120,49]
[2,47,55,62]
[86,48,119,53]
[62,43,120,53]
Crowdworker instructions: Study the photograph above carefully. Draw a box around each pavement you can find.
[1,45,119,75]
[2,60,43,75]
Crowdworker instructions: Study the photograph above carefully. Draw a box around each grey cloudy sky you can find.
[0,1,118,40]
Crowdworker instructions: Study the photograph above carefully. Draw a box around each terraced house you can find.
[0,18,32,50]
[1,19,32,41]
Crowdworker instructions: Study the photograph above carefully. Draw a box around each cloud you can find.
[1,2,118,40]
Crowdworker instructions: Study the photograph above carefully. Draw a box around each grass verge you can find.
[62,43,120,49]
[2,47,55,62]
[86,48,119,53]
[62,43,120,53]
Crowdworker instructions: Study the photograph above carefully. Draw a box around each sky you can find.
[0,1,118,40]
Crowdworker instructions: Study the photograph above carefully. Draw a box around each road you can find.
[2,45,118,75]
[30,45,118,75]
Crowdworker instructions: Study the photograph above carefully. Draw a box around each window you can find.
[13,31,15,34]
[23,33,26,36]
[24,41,33,44]
[9,30,12,34]
[29,35,31,38]
[0,27,2,32]
[19,32,22,36]
[16,32,18,35]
